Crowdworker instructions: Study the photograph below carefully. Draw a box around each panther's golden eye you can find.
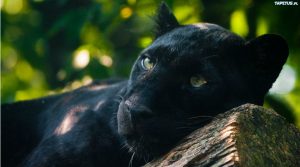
[190,75,207,88]
[141,57,155,70]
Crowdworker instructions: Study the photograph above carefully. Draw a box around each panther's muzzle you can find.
[117,100,154,139]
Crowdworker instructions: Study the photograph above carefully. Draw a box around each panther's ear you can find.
[245,34,288,101]
[155,2,180,38]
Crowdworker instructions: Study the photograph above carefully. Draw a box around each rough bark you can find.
[144,104,300,167]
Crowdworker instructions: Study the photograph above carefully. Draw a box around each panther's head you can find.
[117,2,288,159]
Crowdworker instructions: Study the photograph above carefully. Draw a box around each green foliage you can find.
[1,0,300,127]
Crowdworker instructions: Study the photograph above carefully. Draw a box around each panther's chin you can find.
[126,140,152,160]
[124,136,171,161]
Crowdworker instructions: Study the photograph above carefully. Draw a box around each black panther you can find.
[2,2,288,167]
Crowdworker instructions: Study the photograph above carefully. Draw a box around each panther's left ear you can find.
[245,34,289,100]
[155,2,180,38]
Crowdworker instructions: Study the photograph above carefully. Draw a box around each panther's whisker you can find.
[187,119,211,125]
[128,152,135,167]
[143,152,150,163]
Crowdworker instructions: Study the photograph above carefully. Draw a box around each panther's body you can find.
[3,80,135,167]
[2,3,288,167]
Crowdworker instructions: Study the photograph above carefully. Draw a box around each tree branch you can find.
[144,104,300,167]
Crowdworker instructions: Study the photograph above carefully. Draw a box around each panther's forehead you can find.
[151,24,236,49]
[142,23,241,62]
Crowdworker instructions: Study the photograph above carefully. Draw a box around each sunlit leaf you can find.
[230,9,249,37]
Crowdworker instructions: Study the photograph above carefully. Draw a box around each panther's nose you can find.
[117,101,134,138]
[117,100,154,138]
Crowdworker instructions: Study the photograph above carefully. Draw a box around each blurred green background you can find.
[1,0,300,127]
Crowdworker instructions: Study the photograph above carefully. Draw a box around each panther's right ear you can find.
[155,2,180,38]
[244,34,288,104]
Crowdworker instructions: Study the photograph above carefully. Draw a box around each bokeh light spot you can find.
[71,80,82,89]
[2,46,18,70]
[269,65,296,94]
[0,0,4,9]
[230,9,249,37]
[73,49,90,69]
[120,7,132,19]
[256,17,268,36]
[3,0,24,15]
[174,5,199,24]
[82,75,92,85]
[99,55,113,67]
[16,60,34,82]
[57,70,67,81]
[139,37,152,48]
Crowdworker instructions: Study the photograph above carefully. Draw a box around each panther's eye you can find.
[141,57,155,70]
[190,75,207,88]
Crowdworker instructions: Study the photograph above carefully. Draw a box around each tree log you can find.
[144,104,300,167]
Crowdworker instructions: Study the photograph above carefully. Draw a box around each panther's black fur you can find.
[2,2,288,167]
